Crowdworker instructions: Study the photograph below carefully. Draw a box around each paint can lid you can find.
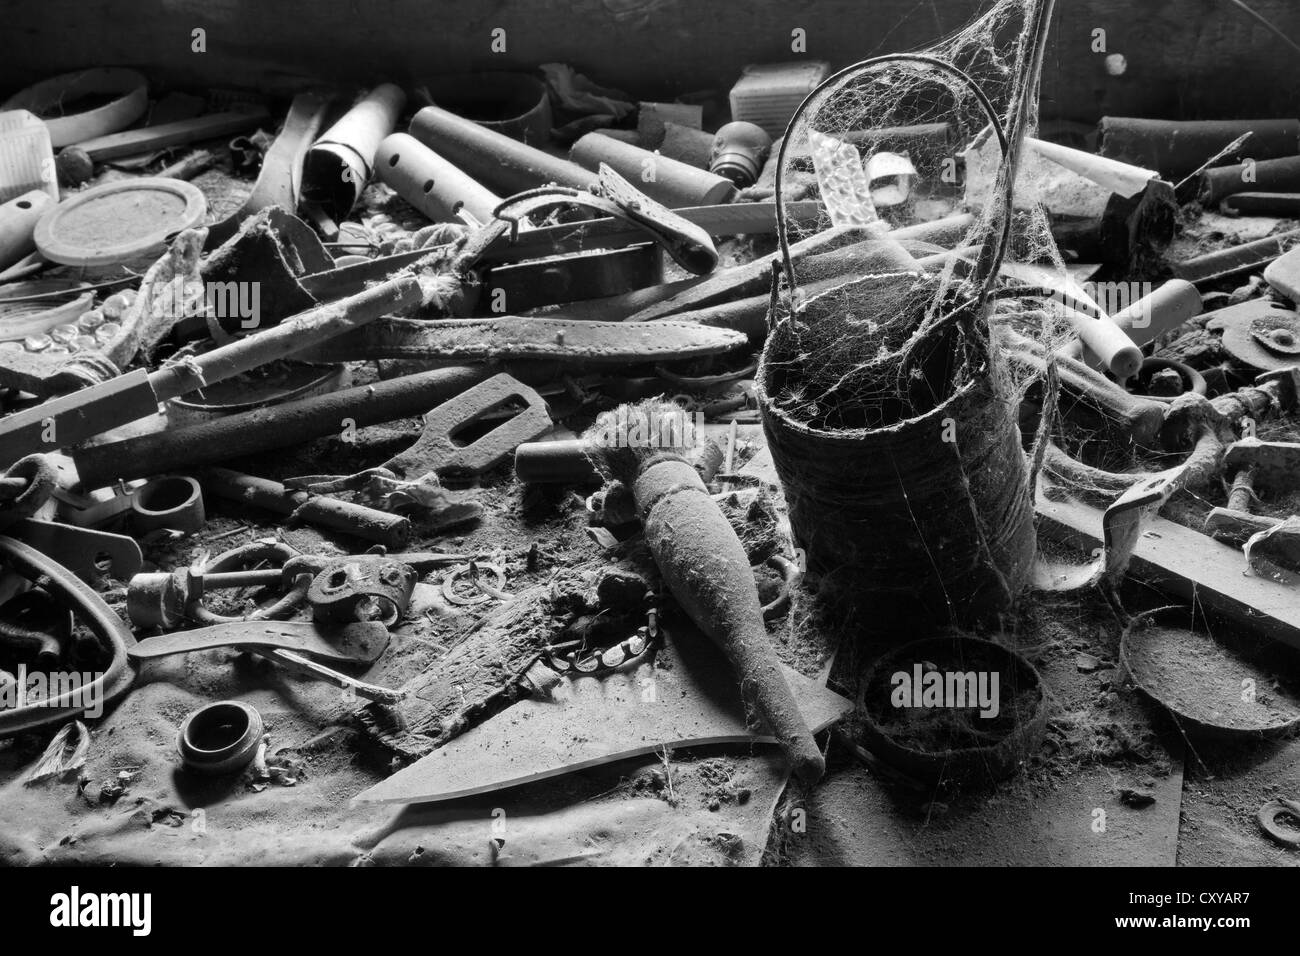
[34,177,206,268]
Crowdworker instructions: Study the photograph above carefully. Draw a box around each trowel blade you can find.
[355,626,851,805]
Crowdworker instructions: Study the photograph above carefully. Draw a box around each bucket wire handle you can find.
[772,53,1009,303]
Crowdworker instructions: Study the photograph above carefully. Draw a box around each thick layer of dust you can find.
[9,97,1300,866]
[861,639,1043,753]
[1124,622,1300,734]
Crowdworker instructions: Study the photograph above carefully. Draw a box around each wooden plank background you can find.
[2,0,1297,122]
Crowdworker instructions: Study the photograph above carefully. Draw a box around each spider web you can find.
[765,0,1075,431]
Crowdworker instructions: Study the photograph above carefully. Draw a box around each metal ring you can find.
[176,700,264,775]
[441,562,507,606]
[1257,798,1300,848]
[131,475,206,535]
[0,454,58,521]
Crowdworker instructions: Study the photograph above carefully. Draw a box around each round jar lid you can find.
[35,177,207,268]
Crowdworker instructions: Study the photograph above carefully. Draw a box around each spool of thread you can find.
[375,133,502,225]
[570,133,736,208]
[515,439,599,483]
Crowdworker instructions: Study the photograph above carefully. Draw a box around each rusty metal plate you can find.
[383,372,552,480]
[1208,299,1300,372]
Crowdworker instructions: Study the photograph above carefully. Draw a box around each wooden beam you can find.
[1036,492,1300,651]
[355,583,557,760]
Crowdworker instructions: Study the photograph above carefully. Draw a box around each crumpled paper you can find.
[541,63,635,139]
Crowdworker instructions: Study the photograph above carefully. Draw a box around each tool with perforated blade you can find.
[381,372,552,480]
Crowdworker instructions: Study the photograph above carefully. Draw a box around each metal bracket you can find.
[307,558,416,626]
[383,372,552,480]
[7,517,142,582]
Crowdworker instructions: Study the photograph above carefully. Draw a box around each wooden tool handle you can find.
[74,109,271,162]
[148,272,425,402]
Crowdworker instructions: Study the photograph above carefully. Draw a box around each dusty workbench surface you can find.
[6,98,1300,868]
